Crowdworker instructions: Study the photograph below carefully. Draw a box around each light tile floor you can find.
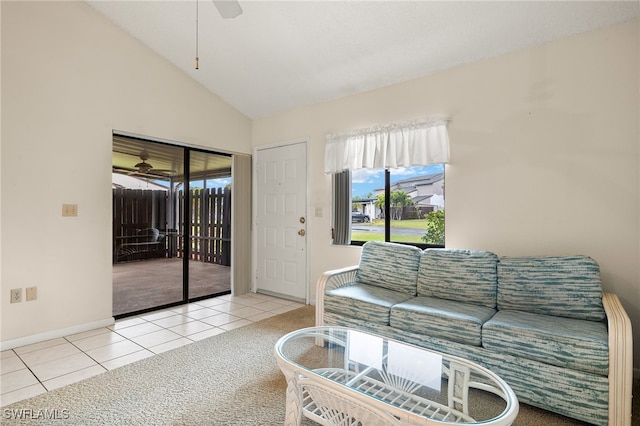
[1,293,304,407]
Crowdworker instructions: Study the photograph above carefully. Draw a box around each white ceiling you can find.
[87,1,639,120]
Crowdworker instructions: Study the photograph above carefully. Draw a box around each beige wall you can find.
[1,2,251,344]
[252,20,640,368]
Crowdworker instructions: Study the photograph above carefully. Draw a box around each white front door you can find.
[255,141,307,301]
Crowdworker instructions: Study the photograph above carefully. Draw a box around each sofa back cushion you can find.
[356,241,421,295]
[417,249,499,308]
[497,256,605,321]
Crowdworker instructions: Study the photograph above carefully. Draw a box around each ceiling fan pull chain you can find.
[195,0,199,70]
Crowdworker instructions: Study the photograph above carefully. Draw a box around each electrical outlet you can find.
[26,286,37,301]
[315,207,323,217]
[10,288,22,303]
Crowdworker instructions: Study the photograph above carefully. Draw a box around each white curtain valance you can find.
[324,118,450,174]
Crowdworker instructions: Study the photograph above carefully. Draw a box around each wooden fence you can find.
[112,189,167,263]
[178,187,231,266]
[113,187,231,266]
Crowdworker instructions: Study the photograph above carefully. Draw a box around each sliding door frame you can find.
[112,133,233,319]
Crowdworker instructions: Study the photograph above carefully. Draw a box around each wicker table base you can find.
[275,326,518,426]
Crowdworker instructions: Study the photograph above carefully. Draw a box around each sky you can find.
[351,164,445,198]
[128,177,232,190]
[190,177,231,189]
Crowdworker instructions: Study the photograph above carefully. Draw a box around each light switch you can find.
[62,204,78,217]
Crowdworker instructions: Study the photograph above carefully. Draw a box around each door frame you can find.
[252,138,309,303]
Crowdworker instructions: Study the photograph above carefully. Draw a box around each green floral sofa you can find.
[315,241,633,426]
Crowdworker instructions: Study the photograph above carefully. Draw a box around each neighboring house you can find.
[353,173,445,220]
[388,173,445,208]
[352,198,377,221]
[366,173,445,219]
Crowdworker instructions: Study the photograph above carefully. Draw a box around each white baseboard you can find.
[0,317,115,351]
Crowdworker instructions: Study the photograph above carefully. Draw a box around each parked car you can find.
[351,212,370,223]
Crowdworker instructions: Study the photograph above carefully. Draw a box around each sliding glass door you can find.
[112,136,232,318]
[187,150,232,300]
[112,138,185,316]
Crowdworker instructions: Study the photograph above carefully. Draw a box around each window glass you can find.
[350,164,445,247]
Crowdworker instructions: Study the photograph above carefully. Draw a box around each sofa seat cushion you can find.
[324,284,414,325]
[418,249,498,308]
[356,241,422,295]
[390,297,497,346]
[482,310,608,375]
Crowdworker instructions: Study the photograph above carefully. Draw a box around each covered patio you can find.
[112,258,230,316]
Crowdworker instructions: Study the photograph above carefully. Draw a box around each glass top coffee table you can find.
[275,326,518,425]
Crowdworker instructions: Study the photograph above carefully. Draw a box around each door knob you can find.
[298,229,306,236]
[299,217,306,224]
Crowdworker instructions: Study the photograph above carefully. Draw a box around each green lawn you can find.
[352,218,427,244]
[350,232,424,244]
[358,218,428,229]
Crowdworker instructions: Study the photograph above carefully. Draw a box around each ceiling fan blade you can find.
[112,166,136,175]
[149,169,177,176]
[213,0,242,19]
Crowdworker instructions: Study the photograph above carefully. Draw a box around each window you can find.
[350,165,445,248]
[326,117,450,248]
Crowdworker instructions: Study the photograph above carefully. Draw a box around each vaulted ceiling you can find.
[88,1,639,120]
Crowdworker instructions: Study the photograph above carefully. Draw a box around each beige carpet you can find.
[2,306,636,425]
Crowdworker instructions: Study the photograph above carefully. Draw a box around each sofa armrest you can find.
[602,292,633,426]
[315,265,359,327]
